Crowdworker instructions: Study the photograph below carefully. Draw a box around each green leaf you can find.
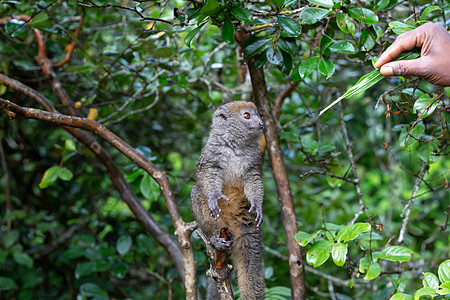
[75,261,97,279]
[373,25,383,40]
[360,29,375,51]
[13,252,33,268]
[379,246,413,262]
[116,235,132,256]
[414,288,438,300]
[0,277,17,291]
[5,19,27,39]
[336,223,371,243]
[64,246,86,259]
[295,230,322,247]
[185,22,207,47]
[243,37,271,60]
[253,50,268,68]
[269,0,285,8]
[329,41,355,54]
[364,262,381,280]
[389,293,413,300]
[348,7,379,25]
[422,273,439,289]
[318,57,335,79]
[137,234,154,253]
[413,94,438,119]
[58,167,73,181]
[64,139,76,152]
[279,50,292,74]
[417,138,439,164]
[152,47,173,58]
[200,0,219,17]
[359,256,371,273]
[278,38,298,56]
[389,21,415,34]
[39,166,60,189]
[295,56,320,80]
[267,47,283,66]
[420,5,441,21]
[374,0,390,12]
[319,35,333,55]
[140,173,160,200]
[336,13,355,35]
[299,7,331,25]
[112,262,129,279]
[80,283,106,297]
[326,160,344,187]
[440,282,450,289]
[307,0,333,8]
[222,19,234,44]
[306,240,333,268]
[437,282,450,295]
[319,69,383,115]
[2,230,19,248]
[399,123,424,150]
[318,142,335,153]
[438,260,450,284]
[231,7,253,24]
[277,16,302,37]
[29,12,52,30]
[331,243,348,266]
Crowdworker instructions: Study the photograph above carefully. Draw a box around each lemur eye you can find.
[243,112,250,119]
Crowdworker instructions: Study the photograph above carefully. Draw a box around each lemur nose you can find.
[259,121,264,129]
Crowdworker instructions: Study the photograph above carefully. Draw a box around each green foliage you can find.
[389,260,450,299]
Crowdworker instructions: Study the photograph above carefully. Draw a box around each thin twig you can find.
[397,163,429,244]
[339,102,365,224]
[79,1,173,25]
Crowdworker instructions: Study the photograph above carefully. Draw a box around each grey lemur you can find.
[191,101,265,299]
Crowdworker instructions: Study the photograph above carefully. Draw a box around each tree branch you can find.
[273,81,298,120]
[339,102,365,224]
[397,163,429,244]
[196,229,234,300]
[54,8,86,68]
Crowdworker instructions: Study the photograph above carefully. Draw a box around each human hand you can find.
[375,23,450,86]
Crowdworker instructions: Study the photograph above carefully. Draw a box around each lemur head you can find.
[212,101,264,141]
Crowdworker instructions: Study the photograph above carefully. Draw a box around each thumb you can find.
[380,58,428,78]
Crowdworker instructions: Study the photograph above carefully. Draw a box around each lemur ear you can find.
[214,106,229,121]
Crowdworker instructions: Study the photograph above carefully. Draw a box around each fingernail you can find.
[380,65,393,76]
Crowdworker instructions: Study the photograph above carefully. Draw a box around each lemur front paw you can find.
[249,202,263,227]
[210,231,234,250]
[208,193,230,220]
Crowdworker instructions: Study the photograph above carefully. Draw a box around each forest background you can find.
[0,0,449,299]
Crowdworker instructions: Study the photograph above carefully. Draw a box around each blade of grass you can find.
[319,50,420,116]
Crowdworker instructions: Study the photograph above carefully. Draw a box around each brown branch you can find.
[0,88,186,280]
[397,163,429,244]
[339,103,365,224]
[196,229,234,300]
[54,9,85,68]
[243,53,306,300]
[273,81,298,120]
